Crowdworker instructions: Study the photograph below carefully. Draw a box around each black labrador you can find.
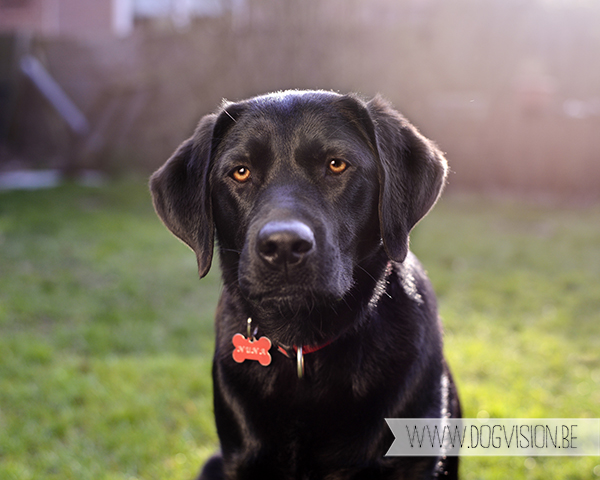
[150,90,460,480]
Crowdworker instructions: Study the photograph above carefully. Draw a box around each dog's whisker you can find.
[355,263,379,283]
[220,247,243,255]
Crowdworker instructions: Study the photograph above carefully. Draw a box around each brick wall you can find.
[0,0,46,34]
[0,0,119,38]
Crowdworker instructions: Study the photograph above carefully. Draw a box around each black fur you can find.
[150,90,460,480]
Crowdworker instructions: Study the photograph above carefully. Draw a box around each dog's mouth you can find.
[245,285,333,303]
[238,261,351,305]
[242,287,348,346]
[244,288,340,321]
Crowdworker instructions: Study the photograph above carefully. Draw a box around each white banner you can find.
[385,418,600,456]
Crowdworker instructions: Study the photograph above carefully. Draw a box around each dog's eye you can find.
[328,159,348,175]
[231,166,251,183]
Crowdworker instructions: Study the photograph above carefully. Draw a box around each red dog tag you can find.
[232,334,272,366]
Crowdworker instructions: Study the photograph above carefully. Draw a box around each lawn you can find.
[0,180,598,479]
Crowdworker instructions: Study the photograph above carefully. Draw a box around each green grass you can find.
[411,195,600,479]
[0,181,598,479]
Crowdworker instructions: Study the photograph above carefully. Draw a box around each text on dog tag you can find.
[232,334,272,366]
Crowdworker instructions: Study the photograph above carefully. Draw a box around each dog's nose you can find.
[257,220,315,268]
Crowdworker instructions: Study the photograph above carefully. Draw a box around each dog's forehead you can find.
[246,92,345,130]
[222,91,369,154]
[248,89,344,109]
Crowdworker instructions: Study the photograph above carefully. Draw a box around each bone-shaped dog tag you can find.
[232,333,272,366]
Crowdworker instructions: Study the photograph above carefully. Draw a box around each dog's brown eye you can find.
[328,159,348,175]
[232,166,251,183]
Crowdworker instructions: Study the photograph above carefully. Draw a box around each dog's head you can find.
[150,90,447,344]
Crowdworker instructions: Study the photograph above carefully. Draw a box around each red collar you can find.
[276,339,336,379]
[238,317,337,378]
[277,337,336,358]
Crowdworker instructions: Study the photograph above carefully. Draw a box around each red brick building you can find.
[0,0,229,39]
[0,0,133,38]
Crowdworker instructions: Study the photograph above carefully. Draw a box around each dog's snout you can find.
[257,220,315,268]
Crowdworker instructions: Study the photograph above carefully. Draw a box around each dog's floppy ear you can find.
[150,114,218,277]
[150,102,246,277]
[367,95,448,263]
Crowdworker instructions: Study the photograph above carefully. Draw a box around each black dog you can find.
[150,90,460,479]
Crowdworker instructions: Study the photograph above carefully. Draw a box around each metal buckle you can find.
[297,346,304,379]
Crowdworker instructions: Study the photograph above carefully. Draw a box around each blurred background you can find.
[1,0,599,195]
